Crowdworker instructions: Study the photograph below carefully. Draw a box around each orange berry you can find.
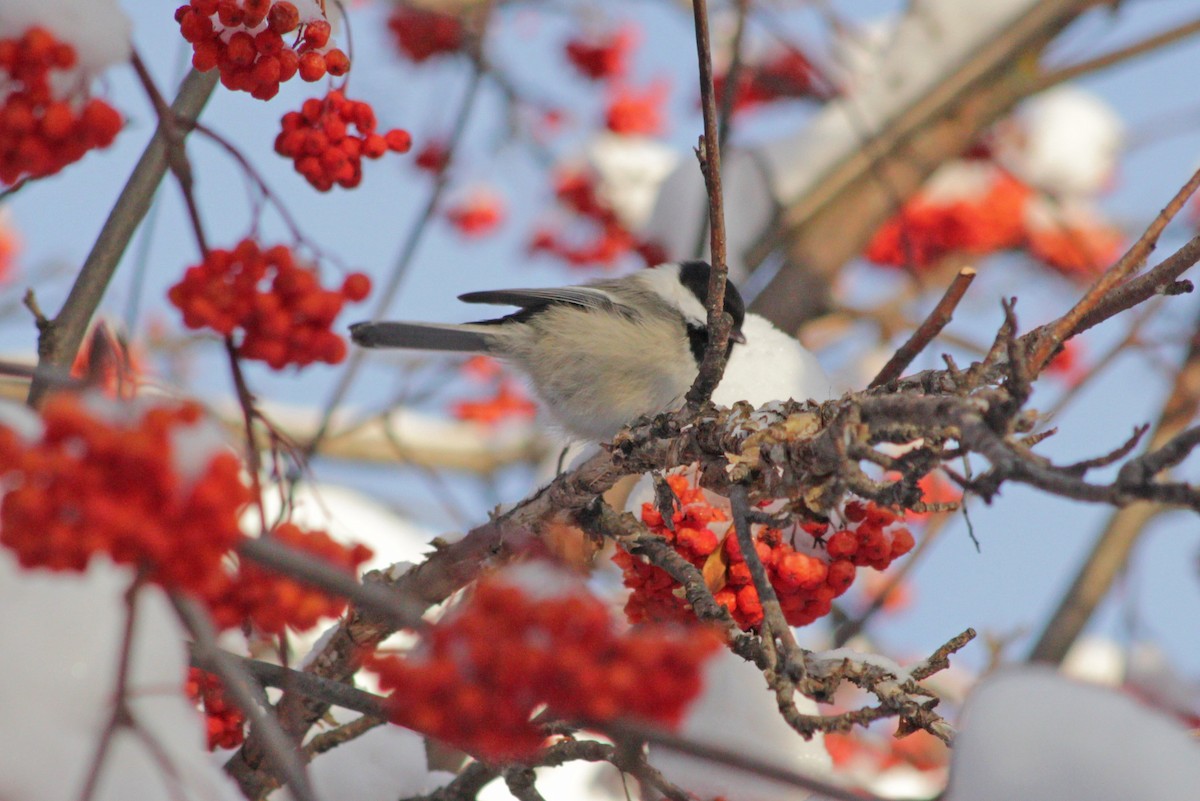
[267,1,301,34]
[303,20,331,48]
[324,48,349,76]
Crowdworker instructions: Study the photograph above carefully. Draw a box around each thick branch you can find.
[27,69,218,407]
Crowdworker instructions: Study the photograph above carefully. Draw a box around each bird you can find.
[351,260,828,441]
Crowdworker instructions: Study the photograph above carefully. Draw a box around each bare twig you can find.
[173,596,317,801]
[1034,15,1200,92]
[1028,165,1200,373]
[237,535,426,630]
[685,0,733,407]
[870,266,977,388]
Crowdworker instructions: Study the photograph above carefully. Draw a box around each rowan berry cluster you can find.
[175,0,348,100]
[445,189,505,238]
[387,6,465,62]
[605,82,667,136]
[530,169,667,269]
[366,566,721,762]
[207,523,372,633]
[713,48,832,112]
[452,379,536,425]
[614,474,916,630]
[0,395,248,594]
[167,238,371,369]
[186,668,246,751]
[275,90,412,191]
[865,160,1121,277]
[0,27,123,185]
[564,27,635,82]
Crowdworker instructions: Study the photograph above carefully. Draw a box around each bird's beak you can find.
[730,329,746,344]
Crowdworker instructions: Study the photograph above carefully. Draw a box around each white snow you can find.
[945,666,1200,801]
[649,648,833,801]
[281,710,438,801]
[168,413,234,487]
[0,0,131,76]
[0,397,42,442]
[587,133,681,230]
[492,560,588,600]
[0,551,242,801]
[1002,86,1124,200]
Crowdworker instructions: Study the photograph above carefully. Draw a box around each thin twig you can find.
[1028,165,1200,373]
[685,0,733,408]
[237,535,427,630]
[78,576,146,801]
[173,596,318,801]
[606,721,884,801]
[1034,15,1200,92]
[870,266,977,388]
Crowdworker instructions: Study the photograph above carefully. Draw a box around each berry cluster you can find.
[530,169,667,269]
[865,160,1122,278]
[866,164,1031,269]
[614,474,915,630]
[0,393,373,635]
[826,502,916,571]
[413,139,449,174]
[387,6,465,62]
[713,48,832,112]
[0,395,249,593]
[605,82,667,136]
[275,90,412,191]
[366,566,720,762]
[445,189,505,238]
[564,27,635,82]
[176,0,348,100]
[186,668,246,751]
[452,378,536,426]
[167,238,371,369]
[208,523,372,633]
[0,27,122,185]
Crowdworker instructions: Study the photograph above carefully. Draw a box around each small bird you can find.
[351,261,753,441]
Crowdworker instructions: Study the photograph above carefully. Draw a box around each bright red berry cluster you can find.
[387,6,465,62]
[208,523,372,633]
[867,166,1031,269]
[366,567,721,762]
[0,27,122,185]
[565,27,635,82]
[413,139,449,174]
[0,395,249,593]
[530,169,667,269]
[825,502,916,571]
[605,82,667,136]
[865,161,1122,278]
[176,0,348,100]
[452,379,536,425]
[713,48,832,113]
[614,474,916,630]
[275,90,412,191]
[186,668,246,750]
[167,238,371,369]
[445,189,506,238]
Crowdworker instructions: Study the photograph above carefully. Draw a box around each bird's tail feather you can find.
[349,321,494,353]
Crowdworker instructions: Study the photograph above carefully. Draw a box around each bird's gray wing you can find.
[457,286,618,313]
